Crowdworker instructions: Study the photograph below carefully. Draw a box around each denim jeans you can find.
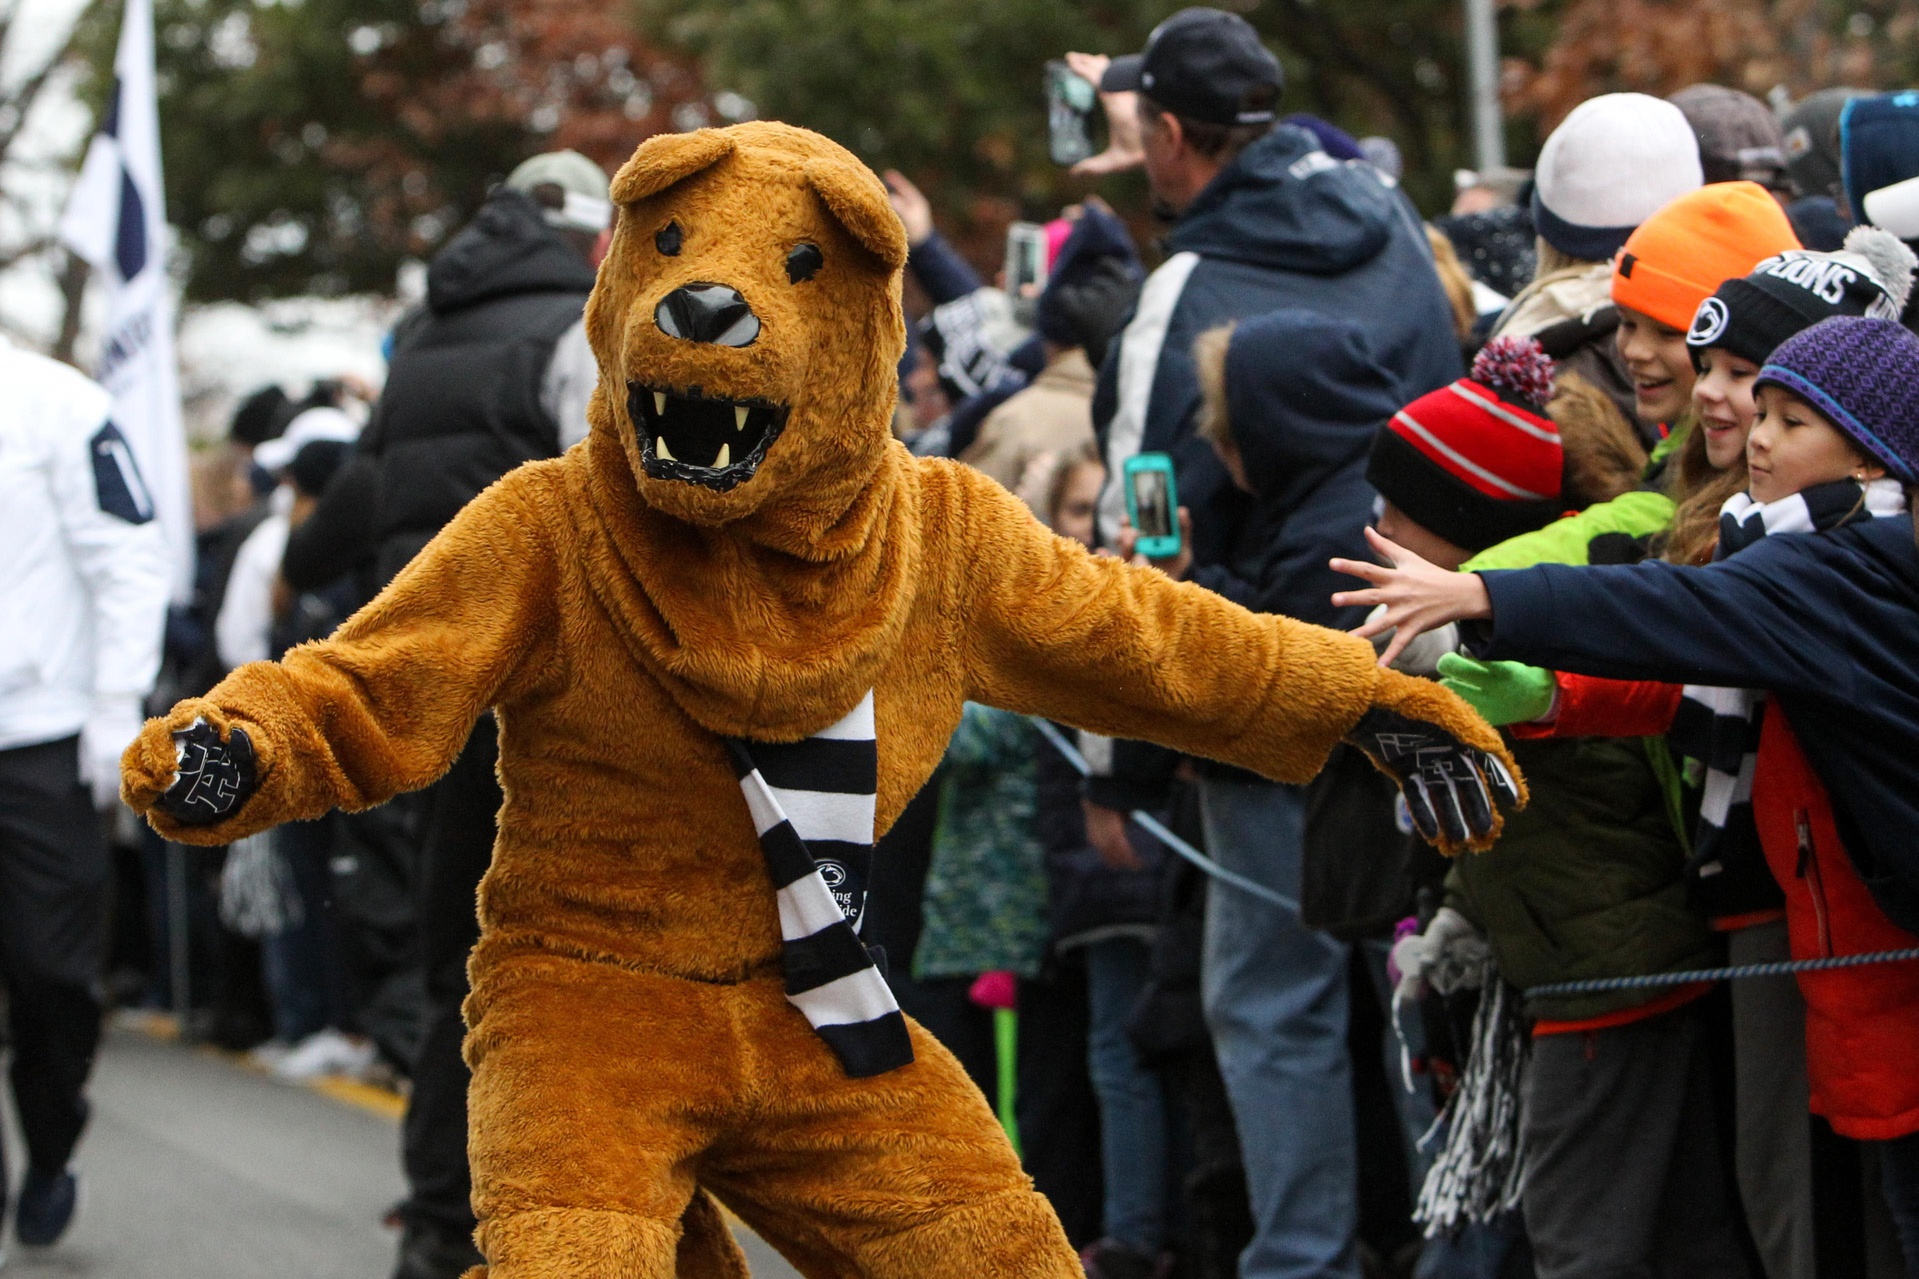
[1199,774,1359,1279]
[1085,935,1171,1253]
[260,818,346,1043]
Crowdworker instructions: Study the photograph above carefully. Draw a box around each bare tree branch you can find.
[0,0,90,168]
[0,234,56,271]
[0,0,19,75]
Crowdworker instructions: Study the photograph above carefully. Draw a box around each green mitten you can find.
[1436,652,1556,727]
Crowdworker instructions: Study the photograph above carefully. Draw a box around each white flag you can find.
[59,0,192,602]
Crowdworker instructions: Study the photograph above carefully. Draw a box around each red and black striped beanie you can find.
[1366,336,1563,552]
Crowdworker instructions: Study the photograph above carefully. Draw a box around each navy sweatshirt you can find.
[1474,513,1919,932]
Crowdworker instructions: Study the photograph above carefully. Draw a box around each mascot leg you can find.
[703,998,1083,1278]
[674,1190,752,1279]
[455,1191,742,1279]
[459,952,751,1278]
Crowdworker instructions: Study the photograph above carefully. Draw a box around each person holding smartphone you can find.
[1062,12,1462,1276]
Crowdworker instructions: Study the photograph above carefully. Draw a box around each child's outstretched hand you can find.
[1331,527,1493,668]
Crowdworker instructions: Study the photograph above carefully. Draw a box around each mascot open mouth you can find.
[629,382,789,491]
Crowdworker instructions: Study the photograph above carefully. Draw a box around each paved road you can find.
[2,1024,800,1278]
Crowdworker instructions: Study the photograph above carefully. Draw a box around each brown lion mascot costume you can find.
[123,122,1521,1278]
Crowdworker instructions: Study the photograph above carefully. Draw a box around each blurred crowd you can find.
[12,5,1919,1279]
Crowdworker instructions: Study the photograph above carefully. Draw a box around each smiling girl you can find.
[1610,181,1799,441]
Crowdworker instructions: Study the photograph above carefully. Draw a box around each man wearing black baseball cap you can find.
[1100,8,1282,123]
[1069,9,1282,210]
[1064,12,1462,1279]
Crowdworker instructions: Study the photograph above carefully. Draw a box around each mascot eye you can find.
[786,242,823,284]
[655,222,683,256]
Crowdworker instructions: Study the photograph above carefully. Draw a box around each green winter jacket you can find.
[1447,467,1715,1022]
[1464,424,1688,572]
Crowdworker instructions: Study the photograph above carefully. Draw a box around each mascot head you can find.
[584,122,909,531]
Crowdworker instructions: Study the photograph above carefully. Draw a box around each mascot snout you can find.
[655,283,760,347]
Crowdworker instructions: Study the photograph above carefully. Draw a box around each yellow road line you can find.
[310,1074,407,1121]
[116,1010,406,1124]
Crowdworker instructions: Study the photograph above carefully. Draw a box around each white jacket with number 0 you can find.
[0,336,170,751]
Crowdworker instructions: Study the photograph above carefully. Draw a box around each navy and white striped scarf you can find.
[725,691,914,1078]
[1670,478,1907,897]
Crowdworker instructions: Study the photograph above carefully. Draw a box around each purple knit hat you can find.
[1757,316,1919,483]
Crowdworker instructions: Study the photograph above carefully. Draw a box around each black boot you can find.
[390,1220,483,1279]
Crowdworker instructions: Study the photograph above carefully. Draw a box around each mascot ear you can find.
[804,158,908,272]
[611,129,737,204]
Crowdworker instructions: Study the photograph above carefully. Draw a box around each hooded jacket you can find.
[1083,127,1460,808]
[1087,311,1408,800]
[1091,123,1461,569]
[1191,310,1400,626]
[359,188,597,584]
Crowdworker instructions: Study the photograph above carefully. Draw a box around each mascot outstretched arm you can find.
[124,123,1519,1279]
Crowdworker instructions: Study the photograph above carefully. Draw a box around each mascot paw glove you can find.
[1343,672,1523,853]
[1436,653,1556,727]
[126,717,260,826]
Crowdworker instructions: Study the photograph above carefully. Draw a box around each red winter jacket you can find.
[1754,712,1919,1141]
[1517,674,1919,1138]
[1514,672,1681,740]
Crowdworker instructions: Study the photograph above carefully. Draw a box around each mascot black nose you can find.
[655,283,761,348]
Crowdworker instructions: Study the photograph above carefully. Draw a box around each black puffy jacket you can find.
[359,188,595,583]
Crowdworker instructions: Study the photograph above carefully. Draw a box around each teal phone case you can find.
[1122,454,1181,558]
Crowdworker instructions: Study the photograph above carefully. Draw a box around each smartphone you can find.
[1122,452,1181,559]
[1046,59,1096,167]
[1004,221,1049,300]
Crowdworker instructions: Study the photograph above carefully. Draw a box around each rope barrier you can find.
[1527,946,1919,997]
[1028,717,1919,991]
[1027,718,1301,914]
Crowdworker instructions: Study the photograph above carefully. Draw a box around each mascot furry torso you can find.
[124,123,1518,1278]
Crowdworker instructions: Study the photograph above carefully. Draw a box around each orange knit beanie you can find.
[1610,181,1801,330]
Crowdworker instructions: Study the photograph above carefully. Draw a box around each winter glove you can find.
[155,718,259,826]
[1343,679,1523,853]
[79,694,146,810]
[1436,653,1556,727]
[1388,906,1489,1004]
